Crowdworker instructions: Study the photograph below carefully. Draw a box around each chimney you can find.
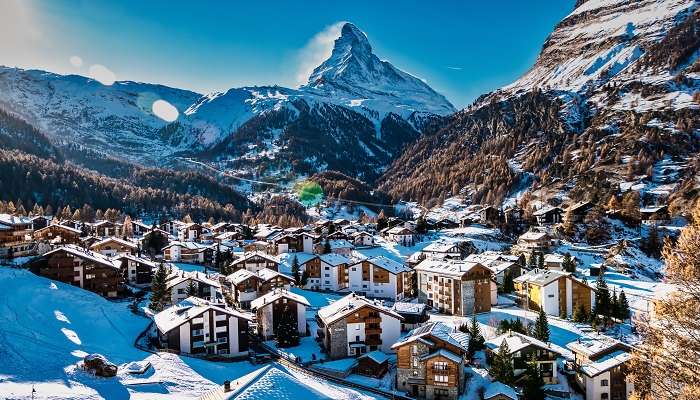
[224,380,231,392]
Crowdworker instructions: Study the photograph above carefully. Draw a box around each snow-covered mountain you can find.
[0,22,453,180]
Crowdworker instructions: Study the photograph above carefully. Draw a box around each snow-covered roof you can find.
[360,256,409,274]
[544,253,566,264]
[90,236,138,249]
[317,293,402,325]
[414,259,487,279]
[422,241,460,253]
[257,267,294,283]
[533,206,562,216]
[232,251,279,265]
[43,245,120,269]
[419,348,462,364]
[566,335,624,359]
[328,239,354,249]
[111,253,157,268]
[319,253,350,266]
[162,241,214,252]
[392,321,469,353]
[226,269,259,285]
[36,223,82,234]
[250,288,310,310]
[166,270,221,289]
[518,230,549,241]
[486,331,559,355]
[392,302,426,315]
[0,213,32,226]
[484,381,518,400]
[360,350,389,364]
[154,297,249,334]
[579,350,631,377]
[513,268,569,287]
[387,226,414,235]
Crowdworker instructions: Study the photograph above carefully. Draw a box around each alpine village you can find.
[0,0,699,399]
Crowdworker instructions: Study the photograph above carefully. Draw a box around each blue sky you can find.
[2,0,574,108]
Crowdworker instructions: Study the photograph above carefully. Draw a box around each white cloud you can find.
[0,0,44,65]
[295,21,346,86]
[447,66,463,71]
[69,56,83,68]
[152,99,179,122]
[88,64,116,85]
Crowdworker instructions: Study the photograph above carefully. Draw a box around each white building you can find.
[250,289,309,340]
[347,256,412,300]
[165,270,222,305]
[567,336,634,400]
[317,253,351,291]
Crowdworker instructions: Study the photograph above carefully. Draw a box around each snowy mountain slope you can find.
[0,67,203,164]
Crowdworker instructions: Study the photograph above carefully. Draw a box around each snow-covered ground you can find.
[0,267,267,400]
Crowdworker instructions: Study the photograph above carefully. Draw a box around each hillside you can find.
[378,0,700,211]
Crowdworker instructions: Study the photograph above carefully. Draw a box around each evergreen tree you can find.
[186,280,197,297]
[490,340,515,385]
[573,302,588,323]
[300,269,309,287]
[529,252,538,269]
[376,210,388,232]
[562,252,576,273]
[467,314,485,359]
[149,262,169,312]
[617,290,630,321]
[534,308,550,342]
[522,354,546,400]
[503,272,515,293]
[645,224,661,258]
[593,274,612,323]
[322,239,332,254]
[291,255,300,285]
[415,216,428,234]
[275,304,300,348]
[537,252,545,269]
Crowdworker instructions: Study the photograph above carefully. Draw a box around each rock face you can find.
[83,354,117,377]
[0,23,454,182]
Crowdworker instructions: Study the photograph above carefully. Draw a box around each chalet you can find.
[354,350,389,378]
[503,206,524,225]
[417,240,470,261]
[229,251,279,273]
[165,270,222,305]
[253,227,283,242]
[565,201,593,223]
[33,223,82,245]
[0,214,33,258]
[486,331,562,384]
[567,336,633,400]
[154,297,250,358]
[113,254,156,286]
[327,230,349,240]
[533,206,563,225]
[392,321,469,400]
[386,225,415,246]
[414,259,493,315]
[316,293,402,359]
[308,253,350,291]
[178,222,204,242]
[516,229,555,253]
[347,256,412,300]
[129,220,152,236]
[392,302,429,332]
[429,217,459,230]
[29,215,51,231]
[640,205,670,224]
[226,269,261,309]
[350,231,375,247]
[257,268,294,292]
[163,242,215,264]
[214,231,245,244]
[270,234,301,254]
[543,253,575,271]
[90,236,138,257]
[250,289,309,340]
[466,252,521,287]
[160,219,184,235]
[88,220,121,238]
[29,245,122,297]
[333,218,351,227]
[480,205,500,226]
[514,268,595,317]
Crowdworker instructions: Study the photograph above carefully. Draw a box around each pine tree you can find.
[149,262,169,312]
[617,290,630,321]
[534,308,550,342]
[503,272,514,293]
[186,280,197,297]
[275,304,300,348]
[376,210,388,232]
[593,274,611,323]
[645,224,661,258]
[529,252,538,269]
[300,269,309,287]
[291,255,300,285]
[322,239,331,254]
[522,354,546,400]
[467,314,485,359]
[573,302,588,323]
[490,340,515,385]
[415,216,427,234]
[537,253,545,269]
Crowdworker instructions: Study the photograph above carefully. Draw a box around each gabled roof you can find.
[166,270,221,289]
[533,206,563,216]
[317,293,402,325]
[392,302,426,315]
[257,267,294,283]
[90,236,138,249]
[419,348,462,364]
[226,269,260,285]
[387,226,414,235]
[112,253,157,268]
[162,241,214,252]
[43,245,120,269]
[319,253,350,266]
[359,350,389,364]
[35,223,82,234]
[231,251,279,265]
[250,289,310,310]
[579,350,631,377]
[355,255,409,274]
[391,321,469,353]
[486,331,560,355]
[0,213,32,226]
[327,239,354,249]
[484,381,518,400]
[154,297,249,334]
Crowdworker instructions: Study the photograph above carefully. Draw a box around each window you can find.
[601,379,609,387]
[412,345,418,355]
[217,337,228,344]
[192,341,204,348]
[412,357,419,367]
[355,335,360,341]
[601,394,609,400]
[192,329,204,336]
[434,375,448,383]
[433,362,448,371]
